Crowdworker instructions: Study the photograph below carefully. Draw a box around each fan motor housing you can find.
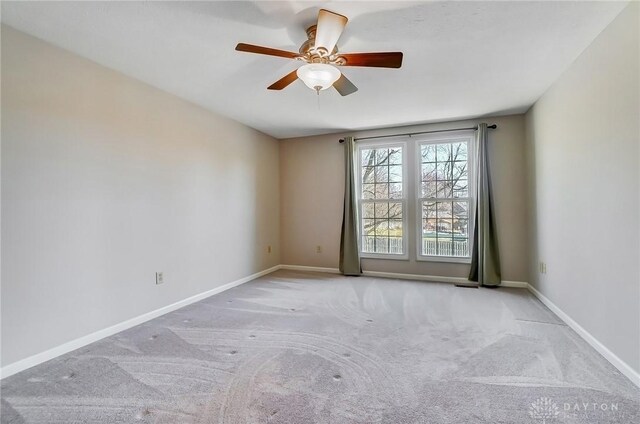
[298,25,345,65]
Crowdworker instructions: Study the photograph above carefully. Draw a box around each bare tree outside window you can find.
[359,146,404,255]
[420,141,470,257]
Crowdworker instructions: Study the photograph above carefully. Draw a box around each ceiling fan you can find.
[235,9,403,96]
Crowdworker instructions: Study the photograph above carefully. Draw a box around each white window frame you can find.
[356,139,409,260]
[414,132,475,264]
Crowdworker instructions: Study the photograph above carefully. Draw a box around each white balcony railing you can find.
[362,236,468,257]
[422,238,468,257]
[362,236,403,254]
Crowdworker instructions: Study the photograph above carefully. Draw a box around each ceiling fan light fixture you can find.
[297,63,341,92]
[235,9,402,96]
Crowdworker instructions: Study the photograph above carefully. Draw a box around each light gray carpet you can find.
[1,270,638,423]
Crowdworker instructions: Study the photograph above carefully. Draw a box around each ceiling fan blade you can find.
[267,70,299,90]
[314,9,348,54]
[340,52,403,68]
[333,74,358,96]
[235,43,298,59]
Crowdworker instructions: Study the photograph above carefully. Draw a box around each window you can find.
[418,137,472,260]
[355,132,473,263]
[357,143,407,258]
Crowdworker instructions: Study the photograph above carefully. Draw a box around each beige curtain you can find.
[339,136,362,276]
[469,124,502,286]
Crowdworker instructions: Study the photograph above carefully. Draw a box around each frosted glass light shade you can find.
[296,63,341,91]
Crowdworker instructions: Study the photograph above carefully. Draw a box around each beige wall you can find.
[280,114,529,282]
[525,3,639,373]
[1,26,280,366]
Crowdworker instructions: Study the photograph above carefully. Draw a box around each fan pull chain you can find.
[315,86,321,110]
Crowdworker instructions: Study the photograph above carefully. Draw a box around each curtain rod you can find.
[338,124,497,143]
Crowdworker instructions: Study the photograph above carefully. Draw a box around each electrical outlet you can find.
[539,262,547,274]
[156,272,164,285]
[267,245,272,254]
[316,245,322,254]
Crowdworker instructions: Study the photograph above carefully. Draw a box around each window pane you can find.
[389,183,403,199]
[452,161,467,180]
[453,239,468,257]
[424,218,437,234]
[389,237,402,254]
[454,218,468,237]
[361,149,375,167]
[453,179,468,198]
[436,162,451,180]
[374,202,389,219]
[438,237,454,256]
[422,163,436,181]
[362,236,375,253]
[374,183,389,199]
[421,181,436,198]
[389,165,402,182]
[362,203,375,219]
[388,202,402,219]
[436,181,452,198]
[362,166,375,184]
[453,201,468,218]
[437,201,453,218]
[374,220,389,236]
[423,218,437,255]
[423,202,437,219]
[422,145,436,162]
[363,219,375,236]
[375,237,389,253]
[388,149,402,165]
[362,183,375,199]
[374,165,388,183]
[375,149,390,165]
[389,220,403,236]
[436,144,451,161]
[452,142,467,161]
[453,225,468,256]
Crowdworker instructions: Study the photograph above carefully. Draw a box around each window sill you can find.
[416,256,471,264]
[360,253,409,261]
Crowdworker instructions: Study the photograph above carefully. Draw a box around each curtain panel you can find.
[469,123,502,286]
[339,136,362,276]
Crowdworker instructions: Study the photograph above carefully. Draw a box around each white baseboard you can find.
[280,265,469,284]
[279,264,340,274]
[527,284,640,387]
[0,265,280,379]
[501,280,529,288]
[362,270,469,284]
[280,265,465,284]
[279,265,529,288]
[363,273,529,288]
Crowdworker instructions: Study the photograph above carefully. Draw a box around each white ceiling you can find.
[1,1,628,139]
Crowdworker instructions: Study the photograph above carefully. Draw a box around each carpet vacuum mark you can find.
[1,270,638,423]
